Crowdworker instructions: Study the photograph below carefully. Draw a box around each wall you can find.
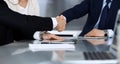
[39,0,87,30]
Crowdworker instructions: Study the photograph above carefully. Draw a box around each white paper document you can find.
[29,44,75,52]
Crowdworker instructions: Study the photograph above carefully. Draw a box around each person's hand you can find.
[55,15,66,32]
[42,33,64,41]
[84,29,105,37]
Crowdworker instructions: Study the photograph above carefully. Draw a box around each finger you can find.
[42,34,51,40]
[84,34,87,37]
[84,34,90,37]
[56,16,61,20]
[57,27,65,32]
[84,33,89,37]
[50,39,64,42]
[60,15,64,20]
[51,34,64,40]
[56,16,60,18]
[56,25,65,32]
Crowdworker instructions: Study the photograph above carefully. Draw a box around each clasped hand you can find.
[41,15,66,41]
[55,15,66,32]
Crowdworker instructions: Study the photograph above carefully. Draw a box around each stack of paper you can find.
[29,44,75,52]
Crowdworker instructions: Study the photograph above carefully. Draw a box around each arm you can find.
[84,29,114,37]
[61,0,90,22]
[0,1,53,39]
[0,5,53,31]
[0,1,66,40]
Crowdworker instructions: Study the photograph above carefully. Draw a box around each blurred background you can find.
[39,0,87,30]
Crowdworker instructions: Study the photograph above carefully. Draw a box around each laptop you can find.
[62,10,120,64]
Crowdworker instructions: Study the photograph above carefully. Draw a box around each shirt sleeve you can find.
[51,17,58,28]
[107,29,114,37]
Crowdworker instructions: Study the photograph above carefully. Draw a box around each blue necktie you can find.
[98,0,111,29]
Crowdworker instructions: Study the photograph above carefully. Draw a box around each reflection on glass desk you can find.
[76,38,112,52]
[0,38,117,64]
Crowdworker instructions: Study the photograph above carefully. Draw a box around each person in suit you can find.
[4,0,65,40]
[57,0,120,37]
[0,0,66,46]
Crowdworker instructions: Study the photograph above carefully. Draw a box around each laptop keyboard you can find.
[84,52,116,60]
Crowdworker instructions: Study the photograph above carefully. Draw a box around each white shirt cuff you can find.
[51,17,57,28]
[107,29,114,37]
[33,31,41,40]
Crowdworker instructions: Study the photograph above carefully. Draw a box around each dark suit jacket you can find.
[0,0,53,45]
[62,0,120,36]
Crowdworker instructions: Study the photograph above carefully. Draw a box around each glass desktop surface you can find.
[0,38,115,64]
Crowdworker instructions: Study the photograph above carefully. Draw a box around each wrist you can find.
[104,29,114,37]
[104,30,108,36]
[39,31,47,40]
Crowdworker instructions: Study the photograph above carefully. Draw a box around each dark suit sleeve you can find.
[61,0,90,22]
[0,1,53,39]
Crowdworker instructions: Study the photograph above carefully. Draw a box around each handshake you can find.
[55,15,66,32]
[40,15,66,41]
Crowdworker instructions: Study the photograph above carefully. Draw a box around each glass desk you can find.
[0,38,118,64]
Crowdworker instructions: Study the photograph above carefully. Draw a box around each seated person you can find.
[57,0,120,37]
[0,0,66,46]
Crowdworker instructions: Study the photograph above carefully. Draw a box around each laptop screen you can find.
[110,9,120,50]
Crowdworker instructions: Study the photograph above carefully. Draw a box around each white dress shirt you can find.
[94,0,114,37]
[94,0,112,28]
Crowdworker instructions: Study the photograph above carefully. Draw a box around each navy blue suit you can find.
[62,0,120,36]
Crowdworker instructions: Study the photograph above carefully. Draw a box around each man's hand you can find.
[55,15,66,32]
[42,33,64,41]
[84,29,105,37]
